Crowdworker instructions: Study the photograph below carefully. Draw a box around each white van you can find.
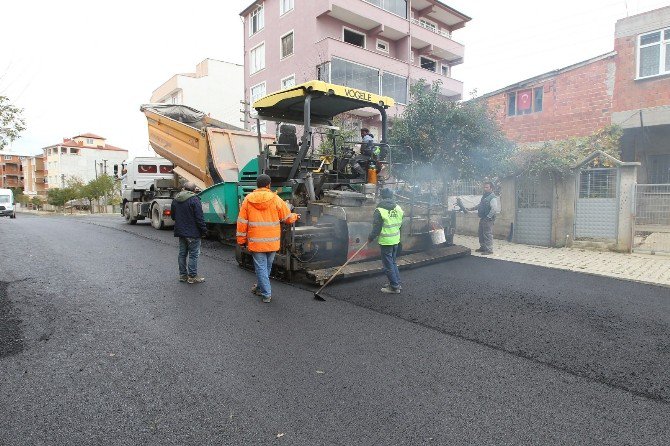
[0,188,16,219]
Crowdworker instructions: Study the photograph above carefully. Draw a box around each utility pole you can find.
[94,159,98,179]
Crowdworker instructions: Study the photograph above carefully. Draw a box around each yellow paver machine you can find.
[238,80,470,283]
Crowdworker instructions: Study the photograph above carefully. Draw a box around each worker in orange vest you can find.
[237,174,298,303]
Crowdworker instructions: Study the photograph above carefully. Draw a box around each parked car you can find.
[0,188,16,219]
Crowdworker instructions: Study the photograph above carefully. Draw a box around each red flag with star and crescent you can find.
[517,89,532,111]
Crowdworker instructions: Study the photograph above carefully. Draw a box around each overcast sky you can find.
[1,0,668,157]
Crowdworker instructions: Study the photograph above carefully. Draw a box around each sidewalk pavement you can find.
[455,235,670,288]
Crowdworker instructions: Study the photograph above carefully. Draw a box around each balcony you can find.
[314,37,463,99]
[410,20,463,63]
[316,0,410,42]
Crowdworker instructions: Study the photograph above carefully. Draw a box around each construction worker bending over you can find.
[368,188,404,294]
[237,174,298,303]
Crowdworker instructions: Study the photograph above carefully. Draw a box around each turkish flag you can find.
[517,89,532,111]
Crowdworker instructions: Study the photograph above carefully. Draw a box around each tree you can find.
[47,187,77,211]
[77,174,117,213]
[390,80,515,181]
[30,196,43,210]
[0,96,26,150]
[509,125,623,178]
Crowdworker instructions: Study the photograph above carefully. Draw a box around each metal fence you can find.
[445,180,481,197]
[633,184,670,255]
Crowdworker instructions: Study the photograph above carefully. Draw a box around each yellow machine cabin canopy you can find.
[252,81,395,126]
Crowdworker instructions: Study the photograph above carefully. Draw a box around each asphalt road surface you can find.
[1,214,668,445]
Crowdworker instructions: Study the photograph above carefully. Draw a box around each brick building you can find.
[480,6,670,184]
[0,153,25,189]
[612,7,670,184]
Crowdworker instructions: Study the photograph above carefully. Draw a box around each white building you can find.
[42,133,128,188]
[150,58,244,128]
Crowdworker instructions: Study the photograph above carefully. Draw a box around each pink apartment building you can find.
[240,0,470,135]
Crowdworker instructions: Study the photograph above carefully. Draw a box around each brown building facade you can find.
[481,6,670,184]
[0,154,25,189]
[21,155,47,197]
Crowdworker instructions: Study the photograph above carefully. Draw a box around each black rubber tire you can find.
[151,205,164,230]
[124,203,137,225]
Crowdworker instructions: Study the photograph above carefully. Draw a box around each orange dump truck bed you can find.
[140,104,274,190]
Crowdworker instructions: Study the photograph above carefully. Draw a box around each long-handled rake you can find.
[314,241,369,301]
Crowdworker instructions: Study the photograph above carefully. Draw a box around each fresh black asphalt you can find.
[1,214,668,445]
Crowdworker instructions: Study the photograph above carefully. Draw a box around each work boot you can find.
[381,286,401,294]
[187,275,205,284]
[251,284,262,296]
[262,295,272,303]
[179,274,188,282]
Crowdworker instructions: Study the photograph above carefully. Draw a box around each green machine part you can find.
[198,157,292,226]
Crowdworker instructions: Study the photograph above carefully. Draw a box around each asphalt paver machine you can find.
[237,80,470,283]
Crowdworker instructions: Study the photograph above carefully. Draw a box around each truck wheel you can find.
[151,206,164,230]
[124,203,137,225]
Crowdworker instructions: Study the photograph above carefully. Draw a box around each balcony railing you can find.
[411,18,451,38]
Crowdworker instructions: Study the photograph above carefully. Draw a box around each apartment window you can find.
[250,82,267,105]
[343,28,366,48]
[249,5,264,36]
[507,87,544,116]
[251,121,267,134]
[71,148,79,155]
[420,57,437,72]
[317,62,331,82]
[637,28,670,78]
[363,0,407,18]
[169,91,181,104]
[441,64,449,77]
[250,42,265,74]
[331,57,379,93]
[279,0,293,15]
[86,138,94,144]
[281,74,295,89]
[3,155,12,160]
[376,39,389,54]
[280,31,294,59]
[382,72,408,104]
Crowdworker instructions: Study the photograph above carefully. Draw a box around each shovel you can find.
[314,241,369,301]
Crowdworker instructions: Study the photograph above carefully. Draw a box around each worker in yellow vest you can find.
[367,188,404,294]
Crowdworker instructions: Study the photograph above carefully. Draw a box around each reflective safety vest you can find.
[377,205,403,246]
[236,188,298,252]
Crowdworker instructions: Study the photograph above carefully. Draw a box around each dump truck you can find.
[141,82,469,283]
[121,157,179,228]
[140,103,274,241]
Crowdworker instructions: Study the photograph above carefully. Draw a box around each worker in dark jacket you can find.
[368,188,404,294]
[171,182,207,284]
[467,181,500,255]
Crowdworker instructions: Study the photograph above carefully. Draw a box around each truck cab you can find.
[121,157,179,228]
[0,188,16,219]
